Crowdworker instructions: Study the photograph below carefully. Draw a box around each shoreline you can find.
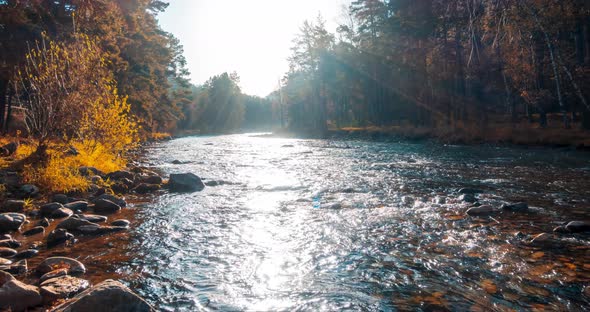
[0,141,166,311]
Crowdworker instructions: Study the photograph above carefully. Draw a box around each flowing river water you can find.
[114,134,590,311]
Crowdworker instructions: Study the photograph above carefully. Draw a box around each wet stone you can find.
[23,226,45,236]
[0,239,20,248]
[459,193,477,203]
[2,200,25,212]
[502,202,529,212]
[47,229,74,247]
[40,276,90,302]
[52,194,69,204]
[565,221,590,233]
[39,268,69,283]
[0,258,11,265]
[37,257,86,275]
[111,219,130,227]
[0,213,26,232]
[93,199,121,214]
[64,201,89,211]
[0,247,17,258]
[38,218,50,227]
[40,203,64,217]
[76,214,108,223]
[51,207,73,219]
[14,249,38,260]
[466,205,497,216]
[4,259,27,275]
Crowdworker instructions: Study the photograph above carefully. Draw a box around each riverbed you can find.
[121,134,590,311]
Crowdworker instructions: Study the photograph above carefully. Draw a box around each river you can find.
[120,134,590,311]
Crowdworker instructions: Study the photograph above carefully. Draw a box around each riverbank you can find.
[0,139,173,311]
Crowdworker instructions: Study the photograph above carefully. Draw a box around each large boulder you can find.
[52,279,153,312]
[0,213,26,232]
[0,271,42,312]
[168,173,205,192]
[37,257,86,275]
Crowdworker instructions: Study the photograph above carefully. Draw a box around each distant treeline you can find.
[280,0,590,134]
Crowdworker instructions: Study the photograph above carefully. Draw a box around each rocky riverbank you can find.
[0,150,206,311]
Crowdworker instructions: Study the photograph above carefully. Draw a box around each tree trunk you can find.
[0,79,7,131]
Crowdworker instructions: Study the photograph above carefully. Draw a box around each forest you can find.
[281,0,590,142]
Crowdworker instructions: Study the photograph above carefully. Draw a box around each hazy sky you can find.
[158,0,345,97]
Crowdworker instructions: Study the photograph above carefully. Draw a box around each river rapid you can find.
[121,134,590,311]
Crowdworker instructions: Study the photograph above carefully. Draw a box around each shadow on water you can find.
[114,133,588,311]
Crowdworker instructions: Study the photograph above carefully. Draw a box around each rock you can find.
[2,200,25,212]
[52,194,70,204]
[141,175,162,185]
[14,249,38,259]
[52,207,74,219]
[466,205,497,216]
[133,183,161,194]
[76,214,107,223]
[19,184,39,197]
[528,233,563,248]
[64,201,89,212]
[502,202,529,212]
[40,268,69,283]
[0,239,20,248]
[93,199,121,214]
[106,170,134,181]
[90,175,103,184]
[40,276,90,302]
[58,216,96,231]
[4,259,27,275]
[79,166,102,177]
[37,257,86,275]
[168,173,205,192]
[92,194,126,207]
[23,226,45,236]
[458,188,484,194]
[0,258,11,266]
[111,182,130,194]
[41,202,65,216]
[0,213,26,232]
[564,221,590,233]
[0,234,9,240]
[553,226,569,233]
[204,180,219,187]
[77,225,127,235]
[0,142,18,156]
[47,229,74,247]
[39,217,50,227]
[0,271,42,311]
[51,279,153,312]
[0,247,17,258]
[459,193,477,203]
[434,196,446,204]
[66,146,79,156]
[110,219,130,227]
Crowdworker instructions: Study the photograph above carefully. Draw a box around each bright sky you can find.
[158,0,346,97]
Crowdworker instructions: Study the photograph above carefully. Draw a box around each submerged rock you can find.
[0,271,42,312]
[40,268,69,283]
[92,194,126,208]
[0,239,20,248]
[76,214,108,223]
[459,193,477,203]
[37,257,86,275]
[58,216,96,231]
[458,188,484,194]
[466,205,497,216]
[4,259,27,275]
[14,249,38,260]
[111,219,130,227]
[501,202,529,212]
[565,221,590,233]
[528,233,563,248]
[52,279,153,312]
[133,183,161,194]
[52,207,74,219]
[168,173,205,192]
